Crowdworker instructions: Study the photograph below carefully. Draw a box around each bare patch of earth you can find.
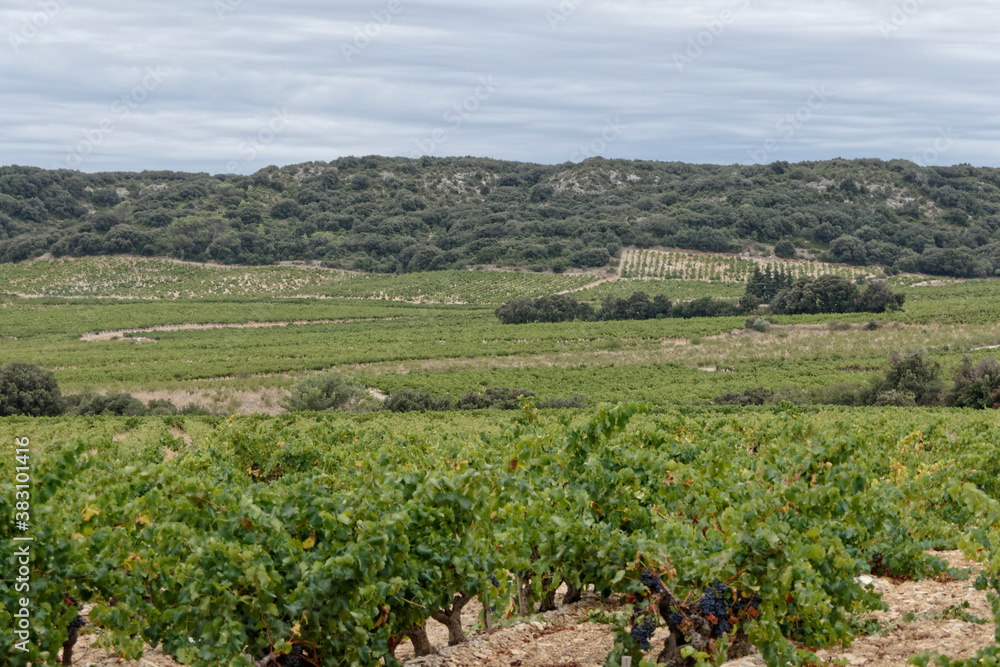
[80,317,401,342]
[128,387,286,416]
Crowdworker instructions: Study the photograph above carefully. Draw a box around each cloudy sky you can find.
[2,0,997,174]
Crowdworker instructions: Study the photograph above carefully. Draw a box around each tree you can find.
[828,235,868,265]
[853,280,905,313]
[867,352,943,406]
[947,356,1000,409]
[773,239,796,259]
[0,362,62,416]
[280,371,362,412]
[771,275,859,315]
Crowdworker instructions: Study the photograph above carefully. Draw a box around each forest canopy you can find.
[2,157,1000,277]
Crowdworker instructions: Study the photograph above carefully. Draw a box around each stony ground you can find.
[63,551,995,667]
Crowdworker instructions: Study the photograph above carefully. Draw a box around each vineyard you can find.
[0,262,999,411]
[1,406,999,666]
[618,249,882,284]
[0,258,597,304]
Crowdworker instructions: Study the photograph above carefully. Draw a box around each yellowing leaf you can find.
[122,552,142,571]
[302,531,316,550]
[82,504,100,522]
[290,622,301,638]
[135,513,151,526]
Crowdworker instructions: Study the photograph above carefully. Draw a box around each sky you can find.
[1,0,998,174]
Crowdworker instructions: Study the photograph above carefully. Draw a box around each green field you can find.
[3,254,1000,666]
[0,257,999,410]
[2,406,999,665]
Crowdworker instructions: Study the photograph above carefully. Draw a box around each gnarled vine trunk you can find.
[431,592,472,645]
[402,623,436,657]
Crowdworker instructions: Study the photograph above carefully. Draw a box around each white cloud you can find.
[2,0,998,172]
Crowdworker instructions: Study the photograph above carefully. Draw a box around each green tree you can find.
[0,362,62,416]
[853,280,905,313]
[773,239,796,259]
[280,371,362,412]
[828,235,868,265]
[947,356,1000,409]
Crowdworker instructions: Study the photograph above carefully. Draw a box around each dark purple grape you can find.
[630,614,657,651]
[639,569,663,593]
[667,611,683,627]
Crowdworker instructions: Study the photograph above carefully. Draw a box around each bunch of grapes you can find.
[630,613,657,651]
[488,573,501,587]
[65,593,86,632]
[639,569,663,594]
[667,611,683,628]
[732,591,761,618]
[278,646,307,667]
[870,552,891,577]
[697,581,732,638]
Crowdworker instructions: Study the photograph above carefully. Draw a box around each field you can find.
[618,248,879,283]
[2,406,1000,666]
[0,256,997,412]
[2,254,1000,667]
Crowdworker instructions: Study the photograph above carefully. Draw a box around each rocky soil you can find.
[62,551,996,667]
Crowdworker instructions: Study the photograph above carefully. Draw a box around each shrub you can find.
[871,390,917,407]
[64,392,147,416]
[771,275,859,315]
[599,292,671,321]
[146,398,180,415]
[854,280,905,313]
[280,371,362,412]
[672,297,740,319]
[384,389,453,413]
[495,294,593,324]
[454,387,534,411]
[751,318,771,333]
[947,356,1000,409]
[713,386,774,406]
[569,247,610,268]
[0,362,62,417]
[738,293,761,313]
[773,239,796,259]
[869,352,943,406]
[536,393,589,409]
[809,382,869,406]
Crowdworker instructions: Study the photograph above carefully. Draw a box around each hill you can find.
[1,157,999,277]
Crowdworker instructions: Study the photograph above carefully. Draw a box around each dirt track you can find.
[79,317,401,341]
